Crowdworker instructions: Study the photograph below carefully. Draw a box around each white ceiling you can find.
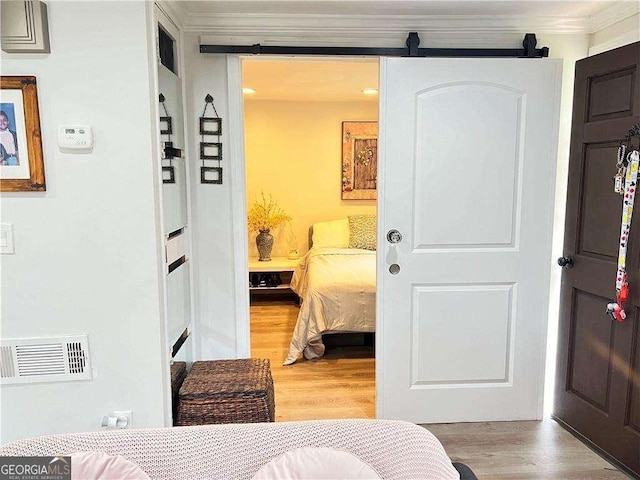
[181,1,611,17]
[242,59,379,102]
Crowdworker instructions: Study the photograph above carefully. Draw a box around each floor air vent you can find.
[0,335,92,385]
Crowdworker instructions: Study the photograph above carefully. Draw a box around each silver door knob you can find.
[387,229,402,244]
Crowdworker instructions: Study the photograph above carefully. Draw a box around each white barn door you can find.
[377,57,562,422]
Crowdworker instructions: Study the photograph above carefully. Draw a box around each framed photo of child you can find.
[0,76,45,191]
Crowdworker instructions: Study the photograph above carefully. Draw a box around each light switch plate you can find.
[0,224,15,254]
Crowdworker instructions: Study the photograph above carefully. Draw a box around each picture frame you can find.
[201,166,222,184]
[1,76,46,191]
[341,121,377,200]
[162,166,175,184]
[200,117,222,135]
[200,142,222,160]
[159,116,173,135]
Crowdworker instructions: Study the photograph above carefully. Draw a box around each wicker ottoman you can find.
[170,361,187,424]
[176,358,275,425]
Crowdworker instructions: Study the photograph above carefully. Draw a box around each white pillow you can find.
[252,447,381,480]
[69,451,150,480]
[312,219,349,248]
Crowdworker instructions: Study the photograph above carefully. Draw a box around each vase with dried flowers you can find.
[248,192,291,261]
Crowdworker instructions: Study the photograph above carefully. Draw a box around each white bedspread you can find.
[284,247,376,365]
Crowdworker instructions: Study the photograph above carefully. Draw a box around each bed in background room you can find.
[284,216,376,365]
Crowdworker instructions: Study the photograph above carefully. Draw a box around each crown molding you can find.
[185,13,592,39]
[590,1,640,33]
[156,0,188,29]
[183,2,640,43]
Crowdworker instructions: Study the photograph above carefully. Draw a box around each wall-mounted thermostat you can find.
[58,125,94,151]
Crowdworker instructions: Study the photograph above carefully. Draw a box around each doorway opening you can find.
[242,57,379,421]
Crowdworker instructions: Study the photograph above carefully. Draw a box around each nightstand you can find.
[248,256,300,298]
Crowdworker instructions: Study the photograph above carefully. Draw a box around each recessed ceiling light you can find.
[362,88,378,95]
[243,87,256,95]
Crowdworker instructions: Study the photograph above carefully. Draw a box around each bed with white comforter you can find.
[284,247,376,365]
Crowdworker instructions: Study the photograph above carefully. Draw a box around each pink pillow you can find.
[69,451,150,480]
[252,447,381,479]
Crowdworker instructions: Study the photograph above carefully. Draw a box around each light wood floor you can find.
[251,300,628,479]
[250,298,375,421]
[425,421,629,479]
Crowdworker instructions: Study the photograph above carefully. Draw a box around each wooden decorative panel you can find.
[342,121,377,200]
[568,290,615,411]
[587,67,635,122]
[352,138,377,190]
[578,143,623,260]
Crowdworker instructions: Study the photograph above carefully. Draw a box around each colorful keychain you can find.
[607,149,640,322]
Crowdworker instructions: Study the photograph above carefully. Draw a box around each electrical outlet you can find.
[102,410,133,429]
[112,410,132,428]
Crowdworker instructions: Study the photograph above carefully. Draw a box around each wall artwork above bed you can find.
[341,121,378,200]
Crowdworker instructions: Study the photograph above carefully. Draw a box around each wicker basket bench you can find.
[170,361,187,423]
[176,358,275,425]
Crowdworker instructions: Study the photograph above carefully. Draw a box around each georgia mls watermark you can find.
[0,457,71,480]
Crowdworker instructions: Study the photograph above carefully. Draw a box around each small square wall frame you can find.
[201,166,222,184]
[200,142,222,160]
[160,116,173,135]
[162,166,175,184]
[200,117,222,135]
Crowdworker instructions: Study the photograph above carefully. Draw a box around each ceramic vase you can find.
[256,230,274,261]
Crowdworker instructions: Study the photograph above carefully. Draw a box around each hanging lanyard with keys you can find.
[607,148,640,322]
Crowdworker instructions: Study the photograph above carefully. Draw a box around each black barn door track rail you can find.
[201,32,549,58]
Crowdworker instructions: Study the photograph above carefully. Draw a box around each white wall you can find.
[590,13,640,55]
[0,1,167,443]
[183,34,240,360]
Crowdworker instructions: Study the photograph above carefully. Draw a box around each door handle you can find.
[557,256,574,268]
[387,229,403,244]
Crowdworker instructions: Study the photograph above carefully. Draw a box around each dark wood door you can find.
[554,41,640,478]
